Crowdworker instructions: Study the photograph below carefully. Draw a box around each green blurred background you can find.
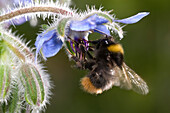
[11,0,170,113]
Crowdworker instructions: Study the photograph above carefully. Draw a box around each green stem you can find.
[0,29,35,62]
[3,39,25,62]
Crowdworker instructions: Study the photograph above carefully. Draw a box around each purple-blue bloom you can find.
[14,0,32,4]
[113,12,150,24]
[35,12,149,61]
[11,17,29,25]
[94,25,110,36]
[35,29,63,60]
[70,14,111,36]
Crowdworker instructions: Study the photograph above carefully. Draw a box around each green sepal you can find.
[31,66,45,103]
[41,24,49,30]
[65,41,75,56]
[20,64,37,105]
[8,86,20,113]
[57,18,70,37]
[0,65,11,102]
[1,85,22,113]
[20,63,45,107]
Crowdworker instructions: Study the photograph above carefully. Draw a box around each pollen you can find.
[107,44,124,54]
[81,77,102,94]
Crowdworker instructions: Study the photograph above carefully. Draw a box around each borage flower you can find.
[35,29,63,61]
[35,12,149,61]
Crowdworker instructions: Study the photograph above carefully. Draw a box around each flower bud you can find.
[19,63,46,109]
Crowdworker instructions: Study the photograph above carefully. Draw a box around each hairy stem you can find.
[0,6,73,23]
[1,30,34,62]
[3,39,25,62]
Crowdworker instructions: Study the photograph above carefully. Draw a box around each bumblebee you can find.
[67,36,149,95]
[81,37,149,95]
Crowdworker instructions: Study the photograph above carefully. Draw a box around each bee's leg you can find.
[84,45,95,60]
[87,46,95,51]
[84,60,95,70]
[86,51,94,60]
[71,52,95,70]
[71,55,79,62]
[70,55,86,69]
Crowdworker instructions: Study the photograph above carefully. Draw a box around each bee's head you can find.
[96,38,116,49]
[96,37,124,55]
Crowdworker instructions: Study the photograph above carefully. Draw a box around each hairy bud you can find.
[19,62,50,110]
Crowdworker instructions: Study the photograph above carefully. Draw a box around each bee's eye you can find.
[105,40,108,44]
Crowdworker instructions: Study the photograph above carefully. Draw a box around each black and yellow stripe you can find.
[81,77,102,94]
[107,44,124,54]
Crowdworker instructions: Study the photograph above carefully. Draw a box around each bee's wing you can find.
[121,63,149,95]
[112,65,132,89]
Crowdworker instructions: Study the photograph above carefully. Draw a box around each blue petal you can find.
[70,14,109,31]
[113,12,150,24]
[89,14,109,25]
[70,20,96,31]
[94,25,111,36]
[35,29,56,50]
[35,29,63,60]
[10,0,32,25]
[42,37,63,58]
[11,17,29,25]
[14,0,32,4]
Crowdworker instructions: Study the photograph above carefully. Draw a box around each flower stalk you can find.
[0,29,34,62]
[0,2,74,24]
